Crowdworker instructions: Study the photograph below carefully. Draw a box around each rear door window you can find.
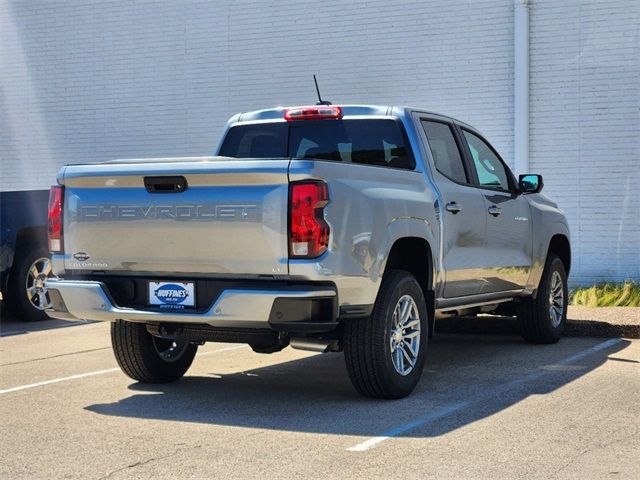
[420,120,469,184]
[219,119,415,170]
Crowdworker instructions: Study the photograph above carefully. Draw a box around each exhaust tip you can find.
[290,337,338,353]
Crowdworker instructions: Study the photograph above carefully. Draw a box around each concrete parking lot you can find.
[1,318,638,479]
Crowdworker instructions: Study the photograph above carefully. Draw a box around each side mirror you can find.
[518,174,543,194]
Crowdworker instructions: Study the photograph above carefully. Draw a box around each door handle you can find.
[488,205,502,217]
[446,202,462,214]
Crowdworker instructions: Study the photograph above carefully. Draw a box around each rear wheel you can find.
[343,270,428,399]
[111,320,197,383]
[518,254,568,344]
[5,243,56,321]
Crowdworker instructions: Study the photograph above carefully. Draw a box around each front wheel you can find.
[518,254,568,344]
[111,320,198,383]
[343,270,428,399]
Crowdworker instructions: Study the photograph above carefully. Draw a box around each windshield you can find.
[218,119,415,170]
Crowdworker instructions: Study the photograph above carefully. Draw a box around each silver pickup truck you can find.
[44,104,570,398]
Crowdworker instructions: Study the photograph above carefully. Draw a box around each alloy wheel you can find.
[548,270,565,327]
[389,294,421,376]
[25,257,56,311]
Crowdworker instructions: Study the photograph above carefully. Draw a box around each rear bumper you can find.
[44,278,338,332]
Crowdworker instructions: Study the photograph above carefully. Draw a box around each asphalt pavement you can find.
[1,318,638,479]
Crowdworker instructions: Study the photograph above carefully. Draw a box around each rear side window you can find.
[219,123,288,158]
[420,120,468,184]
[219,119,415,170]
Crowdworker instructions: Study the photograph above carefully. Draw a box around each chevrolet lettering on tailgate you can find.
[79,204,258,221]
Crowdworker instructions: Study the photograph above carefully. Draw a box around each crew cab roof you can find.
[236,105,392,123]
[232,104,468,127]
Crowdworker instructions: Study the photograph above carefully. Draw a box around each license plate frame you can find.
[148,281,196,309]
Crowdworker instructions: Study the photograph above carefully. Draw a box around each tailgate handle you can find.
[144,176,188,193]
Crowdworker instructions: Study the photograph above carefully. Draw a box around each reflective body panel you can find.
[480,190,533,292]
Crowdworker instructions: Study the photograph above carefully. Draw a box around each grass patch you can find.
[570,281,640,307]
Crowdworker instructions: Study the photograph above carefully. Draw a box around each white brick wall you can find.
[1,0,637,284]
[530,0,640,284]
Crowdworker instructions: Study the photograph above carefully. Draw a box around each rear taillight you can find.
[284,106,342,121]
[289,181,330,258]
[48,185,64,253]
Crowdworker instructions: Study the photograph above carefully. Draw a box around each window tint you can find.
[289,120,414,169]
[219,123,288,158]
[218,120,414,170]
[420,120,468,184]
[462,130,511,191]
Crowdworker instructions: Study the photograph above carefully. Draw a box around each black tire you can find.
[111,320,197,383]
[5,243,54,322]
[343,270,429,399]
[518,254,568,344]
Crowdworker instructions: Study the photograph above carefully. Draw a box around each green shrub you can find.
[570,281,640,307]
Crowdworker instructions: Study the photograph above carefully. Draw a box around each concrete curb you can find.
[436,308,640,339]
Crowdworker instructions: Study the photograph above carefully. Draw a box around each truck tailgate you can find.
[61,158,290,276]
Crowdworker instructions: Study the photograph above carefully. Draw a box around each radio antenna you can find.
[313,75,332,105]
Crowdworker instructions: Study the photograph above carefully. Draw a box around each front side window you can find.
[421,120,468,184]
[462,130,511,191]
[219,119,414,170]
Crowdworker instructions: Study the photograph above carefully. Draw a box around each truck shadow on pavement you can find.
[85,334,630,439]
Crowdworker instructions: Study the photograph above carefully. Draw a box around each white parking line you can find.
[554,338,622,365]
[0,344,247,395]
[347,338,623,452]
[0,320,98,337]
[0,368,121,394]
[347,401,470,452]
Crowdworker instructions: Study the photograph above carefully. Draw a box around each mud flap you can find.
[425,289,436,338]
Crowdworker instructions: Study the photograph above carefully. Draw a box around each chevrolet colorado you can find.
[45,105,571,399]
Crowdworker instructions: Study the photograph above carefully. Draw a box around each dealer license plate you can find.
[148,281,195,308]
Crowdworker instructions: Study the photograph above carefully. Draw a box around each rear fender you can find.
[373,217,438,287]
